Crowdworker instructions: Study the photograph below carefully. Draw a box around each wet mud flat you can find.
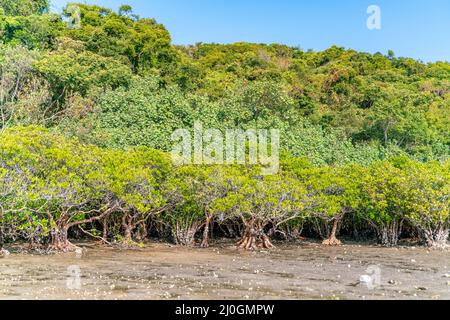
[0,241,449,300]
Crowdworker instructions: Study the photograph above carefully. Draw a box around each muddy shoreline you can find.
[1,241,449,300]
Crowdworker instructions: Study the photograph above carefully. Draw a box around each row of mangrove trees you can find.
[0,127,448,251]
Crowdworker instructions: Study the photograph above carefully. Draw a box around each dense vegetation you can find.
[0,2,448,252]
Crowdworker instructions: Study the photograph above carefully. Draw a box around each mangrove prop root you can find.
[48,228,80,252]
[322,219,342,246]
[200,216,212,248]
[237,224,275,250]
[322,236,342,246]
[378,220,403,247]
[173,221,202,247]
[261,234,275,249]
[424,228,449,249]
[237,235,274,250]
[48,240,80,253]
[200,238,209,248]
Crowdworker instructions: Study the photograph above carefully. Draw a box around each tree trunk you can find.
[136,221,148,242]
[50,226,75,252]
[201,215,213,248]
[322,219,342,246]
[378,220,402,247]
[122,214,134,243]
[173,220,201,246]
[423,227,449,249]
[102,221,108,243]
[237,219,274,250]
[123,225,133,243]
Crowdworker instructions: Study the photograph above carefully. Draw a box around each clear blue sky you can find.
[51,0,450,62]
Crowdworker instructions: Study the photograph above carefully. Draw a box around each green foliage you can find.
[0,0,49,16]
[0,11,63,49]
[0,45,52,129]
[0,3,448,250]
[360,161,409,246]
[0,127,171,248]
[63,3,178,75]
[0,3,447,164]
[0,126,448,249]
[34,41,133,100]
[67,75,236,152]
[403,161,450,247]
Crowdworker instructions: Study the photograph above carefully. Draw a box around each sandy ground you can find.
[0,241,449,300]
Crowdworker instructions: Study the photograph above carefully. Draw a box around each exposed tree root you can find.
[423,228,449,249]
[173,220,202,247]
[237,222,275,250]
[377,220,403,247]
[322,236,342,246]
[322,219,342,246]
[47,228,82,252]
[48,239,81,253]
[118,239,142,249]
[0,248,10,258]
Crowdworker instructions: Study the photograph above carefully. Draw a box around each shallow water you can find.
[0,241,449,300]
